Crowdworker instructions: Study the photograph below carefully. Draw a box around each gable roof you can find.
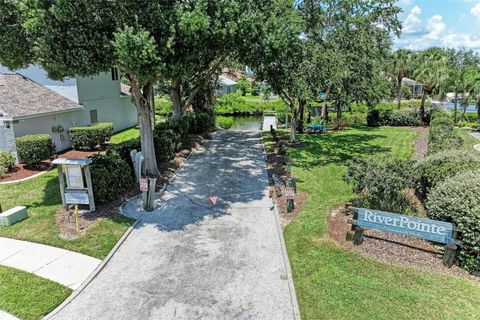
[0,73,84,119]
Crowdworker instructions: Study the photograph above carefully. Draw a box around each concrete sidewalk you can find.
[0,310,19,320]
[0,237,101,289]
[50,130,299,320]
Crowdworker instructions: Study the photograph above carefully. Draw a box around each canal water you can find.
[230,116,262,131]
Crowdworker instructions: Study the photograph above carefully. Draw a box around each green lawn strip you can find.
[109,125,140,144]
[0,265,71,320]
[0,170,133,259]
[457,128,479,150]
[283,127,480,319]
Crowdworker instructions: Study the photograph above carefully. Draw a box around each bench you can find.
[0,206,28,226]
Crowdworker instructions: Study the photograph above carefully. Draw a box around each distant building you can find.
[0,65,137,160]
[217,75,238,96]
[402,77,424,98]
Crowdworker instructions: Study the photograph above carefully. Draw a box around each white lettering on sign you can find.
[358,208,454,244]
[363,210,447,236]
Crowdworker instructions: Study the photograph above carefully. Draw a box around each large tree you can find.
[247,0,401,140]
[0,0,276,176]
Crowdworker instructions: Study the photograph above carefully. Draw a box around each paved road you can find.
[0,237,100,290]
[51,130,299,320]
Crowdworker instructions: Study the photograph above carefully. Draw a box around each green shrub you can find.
[155,100,173,115]
[109,137,141,172]
[89,152,134,205]
[426,170,480,273]
[0,151,15,172]
[153,129,180,163]
[366,109,381,127]
[344,157,417,214]
[68,122,114,150]
[16,134,54,164]
[385,109,421,126]
[417,150,480,196]
[428,111,463,154]
[216,116,233,129]
[214,92,287,115]
[193,110,215,133]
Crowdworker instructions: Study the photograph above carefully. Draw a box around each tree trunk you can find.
[289,104,297,142]
[131,83,160,177]
[453,91,458,124]
[461,103,467,122]
[298,99,305,134]
[336,101,342,129]
[397,77,403,110]
[420,89,428,123]
[170,82,183,119]
[321,89,329,123]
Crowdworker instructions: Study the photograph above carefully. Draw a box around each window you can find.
[111,67,119,81]
[90,110,98,124]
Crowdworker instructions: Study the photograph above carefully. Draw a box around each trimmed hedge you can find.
[367,109,421,127]
[417,150,480,196]
[428,111,463,154]
[89,152,134,205]
[426,170,480,273]
[16,134,54,164]
[344,157,417,214]
[68,122,114,150]
[0,151,15,174]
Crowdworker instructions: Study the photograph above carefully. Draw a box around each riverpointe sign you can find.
[357,208,454,244]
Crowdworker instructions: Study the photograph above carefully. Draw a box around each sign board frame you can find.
[356,208,454,244]
[65,190,90,205]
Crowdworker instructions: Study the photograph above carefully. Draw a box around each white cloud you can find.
[442,33,480,49]
[403,5,423,33]
[470,3,480,18]
[426,15,446,39]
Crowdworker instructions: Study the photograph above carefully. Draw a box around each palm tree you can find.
[390,49,414,109]
[414,47,449,122]
[465,66,480,125]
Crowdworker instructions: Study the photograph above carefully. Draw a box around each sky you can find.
[395,0,480,51]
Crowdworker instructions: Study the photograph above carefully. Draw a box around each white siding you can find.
[0,122,16,159]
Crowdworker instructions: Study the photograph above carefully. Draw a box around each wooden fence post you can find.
[443,227,460,268]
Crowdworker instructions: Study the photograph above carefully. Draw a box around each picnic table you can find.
[306,124,326,134]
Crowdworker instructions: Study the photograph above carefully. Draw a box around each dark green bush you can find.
[366,109,381,127]
[89,152,134,205]
[154,129,181,163]
[109,137,141,171]
[193,110,215,133]
[68,122,114,150]
[0,151,15,173]
[428,110,463,154]
[426,170,480,273]
[367,108,421,127]
[344,157,417,214]
[417,150,480,195]
[216,116,233,129]
[16,134,54,164]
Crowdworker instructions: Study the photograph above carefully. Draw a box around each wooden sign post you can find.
[346,207,462,267]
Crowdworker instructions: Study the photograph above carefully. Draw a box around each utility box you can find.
[52,158,96,212]
[0,206,28,226]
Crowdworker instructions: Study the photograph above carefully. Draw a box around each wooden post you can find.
[83,166,96,212]
[57,165,67,210]
[286,178,295,213]
[143,177,157,211]
[353,227,365,245]
[0,203,2,213]
[443,227,460,268]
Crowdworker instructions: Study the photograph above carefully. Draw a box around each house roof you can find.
[219,75,238,86]
[0,73,84,119]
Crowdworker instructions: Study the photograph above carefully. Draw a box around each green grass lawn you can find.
[0,266,71,320]
[0,170,133,259]
[109,126,140,144]
[275,127,480,319]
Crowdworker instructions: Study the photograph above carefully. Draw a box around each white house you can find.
[217,75,238,96]
[0,65,137,159]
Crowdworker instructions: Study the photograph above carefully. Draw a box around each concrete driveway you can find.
[50,130,299,320]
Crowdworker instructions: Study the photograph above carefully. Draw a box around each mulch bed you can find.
[55,133,207,238]
[407,126,429,161]
[265,133,308,228]
[0,162,52,183]
[57,147,104,159]
[328,205,480,284]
